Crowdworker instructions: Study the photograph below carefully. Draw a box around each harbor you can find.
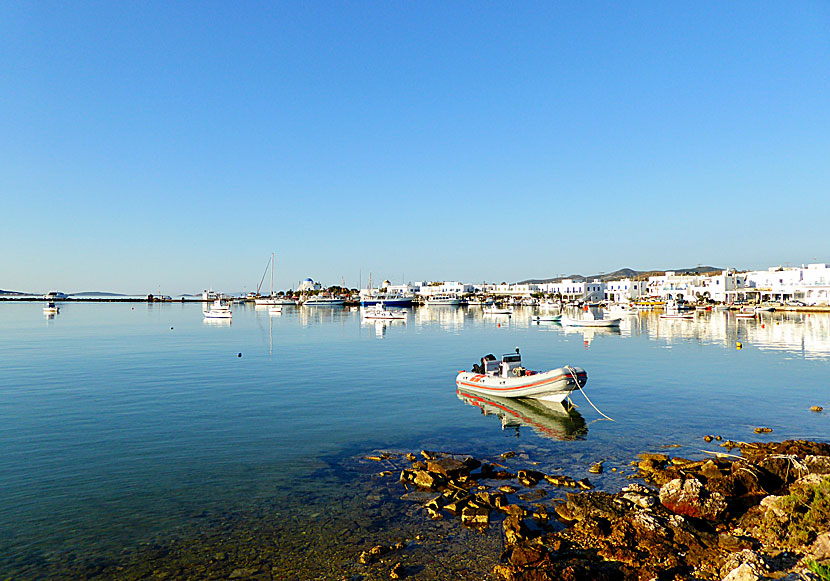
[1,301,829,578]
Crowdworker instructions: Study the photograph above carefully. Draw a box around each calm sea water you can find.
[1,302,828,576]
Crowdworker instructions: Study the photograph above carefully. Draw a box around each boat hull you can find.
[561,317,621,328]
[456,366,586,402]
[360,298,413,307]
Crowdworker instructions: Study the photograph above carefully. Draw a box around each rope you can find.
[566,365,615,422]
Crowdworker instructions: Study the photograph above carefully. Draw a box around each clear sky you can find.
[2,2,828,294]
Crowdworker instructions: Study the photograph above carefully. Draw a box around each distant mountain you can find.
[69,291,126,297]
[0,289,26,295]
[520,266,722,284]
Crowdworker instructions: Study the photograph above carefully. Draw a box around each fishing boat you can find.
[43,302,60,314]
[456,349,587,403]
[531,314,562,322]
[362,302,407,320]
[561,308,622,327]
[483,305,512,315]
[735,307,757,319]
[606,304,638,316]
[203,300,232,319]
[659,300,695,320]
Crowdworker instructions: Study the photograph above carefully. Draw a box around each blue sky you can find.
[2,2,828,293]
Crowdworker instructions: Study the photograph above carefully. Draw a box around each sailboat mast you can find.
[271,252,275,296]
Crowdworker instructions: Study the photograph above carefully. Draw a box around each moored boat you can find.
[735,307,757,319]
[43,302,60,314]
[203,300,232,319]
[483,306,512,315]
[303,296,346,306]
[362,303,407,320]
[456,349,587,403]
[531,314,562,322]
[659,300,695,320]
[427,293,463,306]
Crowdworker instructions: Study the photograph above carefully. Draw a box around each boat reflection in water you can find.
[203,317,232,326]
[457,388,587,441]
[361,317,406,338]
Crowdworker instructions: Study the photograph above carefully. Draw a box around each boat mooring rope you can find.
[566,365,615,422]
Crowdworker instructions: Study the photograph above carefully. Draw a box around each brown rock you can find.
[461,504,490,527]
[412,470,446,490]
[508,544,546,568]
[638,452,669,462]
[517,469,544,487]
[811,405,823,412]
[389,561,405,579]
[659,477,728,521]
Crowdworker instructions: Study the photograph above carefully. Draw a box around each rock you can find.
[426,458,466,478]
[412,470,446,490]
[461,505,490,527]
[500,451,516,459]
[659,477,728,521]
[638,452,669,462]
[805,455,830,474]
[405,452,417,462]
[589,462,603,474]
[759,495,789,524]
[502,514,532,545]
[498,485,517,494]
[517,469,544,487]
[700,459,723,480]
[722,563,763,581]
[754,427,773,434]
[508,544,546,568]
[704,435,714,443]
[229,568,259,579]
[811,405,823,412]
[576,478,594,490]
[720,549,770,580]
[389,561,405,579]
[806,531,830,561]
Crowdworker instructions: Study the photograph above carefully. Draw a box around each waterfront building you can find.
[298,278,322,292]
[604,279,647,303]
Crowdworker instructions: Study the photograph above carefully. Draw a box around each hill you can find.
[0,289,26,295]
[69,291,126,297]
[520,266,722,284]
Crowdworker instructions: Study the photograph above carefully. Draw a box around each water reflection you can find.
[457,388,587,440]
[361,318,406,338]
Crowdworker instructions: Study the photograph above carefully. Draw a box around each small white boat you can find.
[362,303,407,320]
[43,302,60,314]
[531,314,561,322]
[456,349,587,403]
[735,307,757,319]
[754,305,775,312]
[483,306,512,315]
[660,300,695,320]
[606,305,638,316]
[203,300,232,319]
[562,308,621,327]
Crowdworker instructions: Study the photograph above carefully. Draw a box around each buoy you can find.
[736,341,742,349]
[237,352,242,357]
[497,323,501,327]
[170,327,174,330]
[761,324,765,328]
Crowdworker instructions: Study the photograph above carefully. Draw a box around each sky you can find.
[2,2,828,294]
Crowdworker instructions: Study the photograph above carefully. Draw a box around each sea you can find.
[1,302,828,578]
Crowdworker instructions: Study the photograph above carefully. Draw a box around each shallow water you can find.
[1,302,828,576]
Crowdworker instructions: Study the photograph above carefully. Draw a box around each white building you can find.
[416,281,475,297]
[535,279,605,302]
[736,264,830,305]
[604,279,648,303]
[298,278,322,292]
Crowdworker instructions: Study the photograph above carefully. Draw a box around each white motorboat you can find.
[362,303,407,320]
[754,305,776,312]
[456,349,587,403]
[606,304,638,316]
[483,306,512,315]
[43,302,60,314]
[561,308,621,327]
[203,300,232,319]
[531,314,562,322]
[427,293,463,306]
[735,307,757,319]
[303,296,346,306]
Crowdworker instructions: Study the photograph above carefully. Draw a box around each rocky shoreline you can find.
[365,440,830,580]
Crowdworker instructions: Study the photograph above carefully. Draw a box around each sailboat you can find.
[255,253,283,306]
